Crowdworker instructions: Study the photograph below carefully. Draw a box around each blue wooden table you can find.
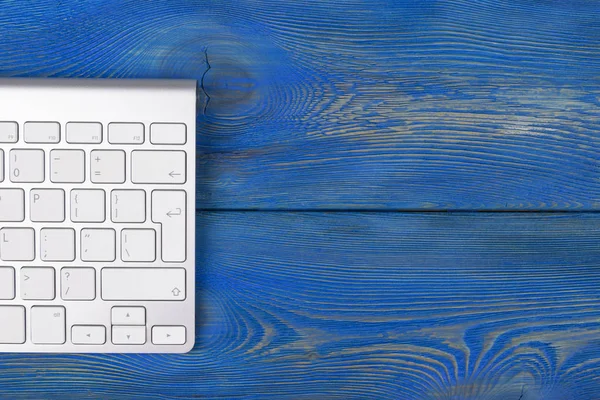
[1,1,600,398]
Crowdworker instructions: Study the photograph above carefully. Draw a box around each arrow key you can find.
[112,306,146,326]
[152,326,186,345]
[112,326,146,345]
[71,325,106,345]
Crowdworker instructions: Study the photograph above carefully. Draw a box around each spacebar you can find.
[101,268,186,301]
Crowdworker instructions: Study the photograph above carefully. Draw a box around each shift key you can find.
[102,268,186,301]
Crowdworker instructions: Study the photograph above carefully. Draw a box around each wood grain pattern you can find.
[1,213,599,399]
[0,1,599,209]
[195,0,600,210]
[194,0,600,210]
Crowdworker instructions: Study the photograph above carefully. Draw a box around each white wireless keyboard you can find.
[0,78,196,353]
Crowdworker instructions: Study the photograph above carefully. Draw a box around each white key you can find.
[61,268,95,300]
[0,149,3,181]
[108,123,144,144]
[50,150,85,183]
[112,307,146,325]
[0,228,35,261]
[152,191,186,262]
[90,150,125,183]
[24,122,60,143]
[0,306,25,343]
[30,189,65,222]
[0,189,25,222]
[71,326,106,345]
[31,306,66,344]
[40,228,75,262]
[131,151,186,184]
[111,190,146,223]
[112,326,146,345]
[21,267,55,300]
[121,229,156,262]
[152,326,186,345]
[150,123,187,145]
[102,268,185,301]
[81,229,115,262]
[66,122,102,144]
[0,122,18,143]
[0,267,15,300]
[71,189,105,222]
[10,149,44,183]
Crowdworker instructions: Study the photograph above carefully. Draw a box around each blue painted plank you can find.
[1,212,599,399]
[0,1,599,210]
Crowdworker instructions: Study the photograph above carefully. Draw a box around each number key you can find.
[10,149,44,183]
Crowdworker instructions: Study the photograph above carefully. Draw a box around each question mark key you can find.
[60,268,96,301]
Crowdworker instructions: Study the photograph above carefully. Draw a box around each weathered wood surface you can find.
[0,213,599,399]
[194,0,600,210]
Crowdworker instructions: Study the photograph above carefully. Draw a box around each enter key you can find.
[152,190,186,262]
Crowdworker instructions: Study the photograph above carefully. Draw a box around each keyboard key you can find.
[131,151,186,184]
[30,189,65,222]
[150,123,186,145]
[66,122,102,144]
[0,306,25,344]
[81,229,115,262]
[0,122,18,143]
[101,268,185,301]
[0,267,15,300]
[108,123,144,144]
[90,150,125,183]
[152,326,186,345]
[152,190,186,262]
[61,268,95,300]
[21,267,55,300]
[121,229,156,262]
[71,325,106,345]
[71,189,105,222]
[24,122,60,143]
[10,149,45,183]
[152,191,186,262]
[0,228,35,261]
[0,189,25,222]
[112,326,146,345]
[31,306,66,344]
[112,307,145,325]
[111,190,146,223]
[0,149,3,181]
[41,228,75,262]
[50,150,85,183]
